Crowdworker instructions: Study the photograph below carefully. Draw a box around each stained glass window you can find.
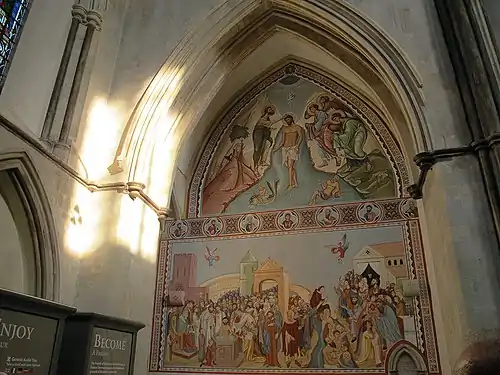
[0,0,32,91]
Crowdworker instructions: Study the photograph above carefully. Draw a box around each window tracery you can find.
[0,0,31,90]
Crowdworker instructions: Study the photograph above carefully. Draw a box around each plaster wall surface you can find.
[109,0,227,122]
[0,0,74,136]
[420,156,500,369]
[0,193,25,294]
[0,0,129,141]
[343,0,469,150]
[0,126,157,375]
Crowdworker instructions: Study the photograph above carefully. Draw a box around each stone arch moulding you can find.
[187,61,409,218]
[110,0,428,195]
[386,341,429,374]
[0,151,60,301]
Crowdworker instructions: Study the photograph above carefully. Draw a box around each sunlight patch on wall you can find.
[66,185,102,258]
[116,195,141,256]
[114,68,183,261]
[147,124,179,207]
[140,205,160,262]
[116,194,159,262]
[81,98,122,181]
[66,97,123,258]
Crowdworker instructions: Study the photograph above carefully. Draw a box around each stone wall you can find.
[483,0,500,54]
[0,0,129,142]
[0,123,157,374]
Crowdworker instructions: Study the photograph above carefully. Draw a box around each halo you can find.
[305,103,320,117]
[282,112,296,122]
[261,104,276,115]
[330,109,346,120]
[317,94,333,103]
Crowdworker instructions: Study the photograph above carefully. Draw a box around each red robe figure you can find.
[263,312,280,367]
[282,310,300,367]
[200,339,217,367]
[327,233,350,262]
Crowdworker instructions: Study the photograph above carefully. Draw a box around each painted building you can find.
[239,249,258,296]
[353,242,408,288]
[168,253,208,302]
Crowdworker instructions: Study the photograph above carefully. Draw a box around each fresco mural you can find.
[153,63,438,374]
[190,64,405,218]
[150,199,440,374]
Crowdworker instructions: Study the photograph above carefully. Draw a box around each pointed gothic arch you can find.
[387,342,428,375]
[109,0,429,212]
[0,151,60,300]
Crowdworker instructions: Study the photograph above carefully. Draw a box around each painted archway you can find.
[154,68,438,369]
[188,62,407,218]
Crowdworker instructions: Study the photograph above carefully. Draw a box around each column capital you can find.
[86,10,104,30]
[73,0,108,29]
[71,4,87,24]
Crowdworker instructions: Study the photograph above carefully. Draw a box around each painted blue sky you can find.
[170,225,404,302]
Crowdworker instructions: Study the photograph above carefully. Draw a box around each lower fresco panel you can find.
[150,201,439,374]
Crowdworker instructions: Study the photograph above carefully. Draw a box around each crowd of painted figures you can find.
[166,271,409,369]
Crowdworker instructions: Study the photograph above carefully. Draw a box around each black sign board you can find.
[57,313,144,375]
[88,327,132,375]
[0,288,76,375]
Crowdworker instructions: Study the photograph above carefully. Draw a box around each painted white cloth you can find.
[282,145,300,166]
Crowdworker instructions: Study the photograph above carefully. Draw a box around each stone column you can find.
[54,0,108,161]
[433,0,500,369]
[40,3,86,145]
[434,0,500,242]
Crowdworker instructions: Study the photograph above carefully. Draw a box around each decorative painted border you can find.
[165,198,417,240]
[187,63,410,218]
[408,221,440,373]
[149,199,439,374]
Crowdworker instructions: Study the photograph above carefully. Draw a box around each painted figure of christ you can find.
[274,114,304,189]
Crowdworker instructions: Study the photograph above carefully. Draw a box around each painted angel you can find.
[326,233,350,262]
[204,246,220,267]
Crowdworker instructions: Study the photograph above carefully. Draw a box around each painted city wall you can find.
[150,63,439,374]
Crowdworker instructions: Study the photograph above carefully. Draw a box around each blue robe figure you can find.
[307,304,331,368]
[375,301,403,347]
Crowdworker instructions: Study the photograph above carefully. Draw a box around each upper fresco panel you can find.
[189,64,407,217]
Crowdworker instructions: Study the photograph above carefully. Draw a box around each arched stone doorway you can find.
[253,258,289,315]
[387,342,428,375]
[0,152,59,300]
[0,185,25,294]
